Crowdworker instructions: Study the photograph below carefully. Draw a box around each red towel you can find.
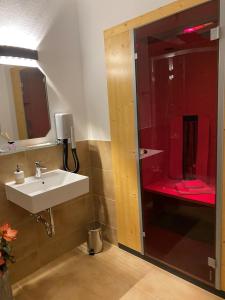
[182,179,206,189]
[175,181,213,195]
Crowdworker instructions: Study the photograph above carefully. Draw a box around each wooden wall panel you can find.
[105,31,141,251]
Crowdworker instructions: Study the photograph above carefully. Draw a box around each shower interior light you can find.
[0,46,38,67]
[183,22,214,34]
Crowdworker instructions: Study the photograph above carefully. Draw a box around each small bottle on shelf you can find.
[14,164,25,184]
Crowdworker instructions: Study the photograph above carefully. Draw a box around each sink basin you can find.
[5,169,89,213]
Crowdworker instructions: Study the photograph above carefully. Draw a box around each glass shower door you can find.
[135,0,219,285]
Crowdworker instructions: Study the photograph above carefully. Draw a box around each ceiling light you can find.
[0,46,38,67]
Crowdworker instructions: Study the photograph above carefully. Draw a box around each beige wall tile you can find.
[94,195,117,228]
[13,219,39,261]
[76,140,91,170]
[78,168,91,178]
[0,191,29,225]
[38,228,87,266]
[92,168,115,199]
[25,146,62,174]
[67,140,90,172]
[53,197,89,233]
[36,196,93,244]
[9,251,40,284]
[88,141,117,246]
[89,141,112,171]
[85,194,95,224]
[102,224,118,245]
[0,152,28,184]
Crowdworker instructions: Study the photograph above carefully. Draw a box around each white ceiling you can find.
[0,0,63,49]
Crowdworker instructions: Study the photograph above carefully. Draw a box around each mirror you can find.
[0,65,50,142]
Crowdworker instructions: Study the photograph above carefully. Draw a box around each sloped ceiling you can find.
[0,0,63,49]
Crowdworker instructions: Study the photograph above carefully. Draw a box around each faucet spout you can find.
[35,161,47,178]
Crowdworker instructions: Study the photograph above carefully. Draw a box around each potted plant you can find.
[0,224,18,300]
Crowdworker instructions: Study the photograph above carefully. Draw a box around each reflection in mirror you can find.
[0,65,50,142]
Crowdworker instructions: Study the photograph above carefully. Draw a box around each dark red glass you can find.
[135,0,218,285]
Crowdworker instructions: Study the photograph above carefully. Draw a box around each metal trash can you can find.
[87,222,103,255]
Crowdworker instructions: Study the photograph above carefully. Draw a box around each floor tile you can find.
[13,243,222,300]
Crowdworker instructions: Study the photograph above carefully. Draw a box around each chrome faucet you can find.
[35,161,47,178]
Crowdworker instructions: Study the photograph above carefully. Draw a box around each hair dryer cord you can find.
[63,139,80,173]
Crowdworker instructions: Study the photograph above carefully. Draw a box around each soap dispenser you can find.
[14,165,25,184]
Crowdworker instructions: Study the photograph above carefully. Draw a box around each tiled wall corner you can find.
[88,141,117,245]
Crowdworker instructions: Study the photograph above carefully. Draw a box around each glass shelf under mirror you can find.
[0,141,57,156]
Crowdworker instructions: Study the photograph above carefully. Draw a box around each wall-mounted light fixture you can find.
[0,46,38,67]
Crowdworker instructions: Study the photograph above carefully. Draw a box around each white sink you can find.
[5,169,89,214]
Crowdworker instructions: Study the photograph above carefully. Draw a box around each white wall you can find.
[0,0,87,144]
[76,0,175,140]
[38,0,87,142]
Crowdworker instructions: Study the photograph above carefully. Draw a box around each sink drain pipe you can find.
[31,208,55,237]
